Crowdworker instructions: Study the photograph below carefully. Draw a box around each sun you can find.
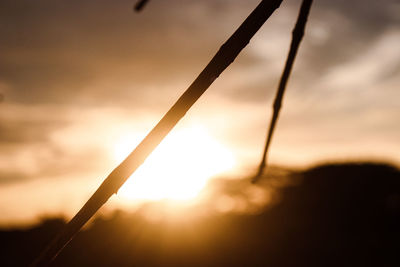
[113,125,235,202]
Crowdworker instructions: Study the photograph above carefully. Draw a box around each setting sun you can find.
[113,125,235,202]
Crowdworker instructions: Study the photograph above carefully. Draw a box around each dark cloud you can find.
[316,0,399,32]
[217,0,400,103]
[0,0,260,107]
[0,117,67,145]
[300,0,400,76]
[1,0,398,106]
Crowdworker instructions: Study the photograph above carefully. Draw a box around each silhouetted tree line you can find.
[1,162,399,266]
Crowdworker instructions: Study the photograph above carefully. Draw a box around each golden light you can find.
[113,125,235,202]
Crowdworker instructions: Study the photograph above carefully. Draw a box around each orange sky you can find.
[0,0,399,226]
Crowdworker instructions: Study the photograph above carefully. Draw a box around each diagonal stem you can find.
[31,1,283,266]
[252,0,313,183]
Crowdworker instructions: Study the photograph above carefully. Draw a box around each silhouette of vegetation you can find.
[253,0,313,182]
[32,1,283,265]
[2,163,399,266]
[134,0,149,12]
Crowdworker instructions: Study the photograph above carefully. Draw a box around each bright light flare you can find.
[114,125,235,202]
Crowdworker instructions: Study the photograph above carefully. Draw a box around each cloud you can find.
[1,0,398,107]
[0,0,399,182]
[0,116,65,144]
[0,0,399,226]
[0,0,261,108]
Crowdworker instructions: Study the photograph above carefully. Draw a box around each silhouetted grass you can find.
[254,0,314,182]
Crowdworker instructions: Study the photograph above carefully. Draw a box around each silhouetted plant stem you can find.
[31,0,283,266]
[134,0,150,12]
[252,0,313,183]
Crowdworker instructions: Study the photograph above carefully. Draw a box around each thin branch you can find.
[134,0,150,12]
[31,0,283,265]
[252,0,313,183]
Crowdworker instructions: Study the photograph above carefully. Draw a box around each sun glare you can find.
[113,125,235,202]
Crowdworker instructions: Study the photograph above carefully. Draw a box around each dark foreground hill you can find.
[1,162,399,266]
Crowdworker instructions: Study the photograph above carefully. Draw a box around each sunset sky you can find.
[1,0,399,226]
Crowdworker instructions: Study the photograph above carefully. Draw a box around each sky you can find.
[0,0,399,226]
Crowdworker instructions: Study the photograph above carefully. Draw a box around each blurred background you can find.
[0,0,399,265]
